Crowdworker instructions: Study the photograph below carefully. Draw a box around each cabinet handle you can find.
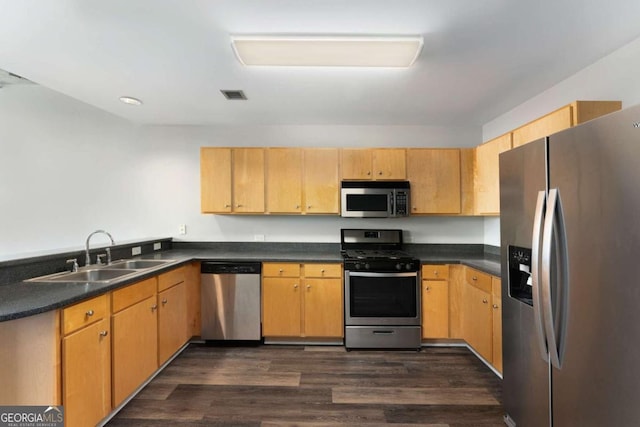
[367,171,371,176]
[162,298,168,305]
[224,204,231,208]
[378,171,383,176]
[279,268,284,273]
[86,310,94,317]
[434,271,439,276]
[493,304,499,309]
[293,284,298,289]
[151,304,158,312]
[482,299,488,304]
[99,330,109,337]
[236,204,243,208]
[425,286,430,291]
[306,285,311,290]
[321,269,325,273]
[296,205,300,209]
[472,276,478,281]
[307,205,312,209]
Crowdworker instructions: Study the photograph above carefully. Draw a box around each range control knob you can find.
[355,263,361,270]
[365,263,370,270]
[396,263,402,271]
[406,263,413,271]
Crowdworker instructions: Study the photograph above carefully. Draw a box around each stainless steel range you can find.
[341,229,421,350]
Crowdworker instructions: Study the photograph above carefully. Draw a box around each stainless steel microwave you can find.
[340,181,410,218]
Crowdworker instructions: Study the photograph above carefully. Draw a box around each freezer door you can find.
[548,104,640,426]
[499,139,551,427]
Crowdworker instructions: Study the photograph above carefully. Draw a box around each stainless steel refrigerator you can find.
[500,104,640,426]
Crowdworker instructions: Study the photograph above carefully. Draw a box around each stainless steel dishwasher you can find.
[201,261,262,341]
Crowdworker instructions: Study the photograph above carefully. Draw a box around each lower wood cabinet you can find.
[421,265,450,338]
[111,278,158,407]
[491,277,503,373]
[462,266,502,373]
[158,280,188,365]
[62,294,111,427]
[262,263,343,339]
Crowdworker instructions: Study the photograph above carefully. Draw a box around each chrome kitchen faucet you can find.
[85,229,115,265]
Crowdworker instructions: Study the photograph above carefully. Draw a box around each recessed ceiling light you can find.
[230,35,423,68]
[119,96,143,106]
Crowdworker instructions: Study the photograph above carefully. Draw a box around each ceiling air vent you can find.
[220,90,247,100]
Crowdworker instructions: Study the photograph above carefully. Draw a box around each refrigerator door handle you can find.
[532,190,549,362]
[541,188,569,369]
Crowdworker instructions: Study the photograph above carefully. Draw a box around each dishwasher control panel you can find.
[201,262,261,274]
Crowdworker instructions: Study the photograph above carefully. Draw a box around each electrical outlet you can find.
[178,224,187,235]
[131,246,142,256]
[153,242,161,251]
[254,234,265,242]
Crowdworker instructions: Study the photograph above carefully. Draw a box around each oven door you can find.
[344,271,420,326]
[341,188,393,218]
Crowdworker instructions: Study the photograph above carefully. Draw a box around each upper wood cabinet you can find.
[265,148,339,214]
[341,148,406,180]
[407,149,461,214]
[512,100,622,148]
[474,133,512,215]
[303,148,339,214]
[201,147,232,213]
[201,147,265,214]
[266,148,303,213]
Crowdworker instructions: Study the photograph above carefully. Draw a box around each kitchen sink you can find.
[28,268,138,283]
[108,259,173,269]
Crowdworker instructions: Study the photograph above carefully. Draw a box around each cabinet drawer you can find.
[158,266,185,292]
[112,277,157,313]
[421,264,449,280]
[63,294,109,335]
[262,263,301,277]
[303,263,342,278]
[465,268,492,293]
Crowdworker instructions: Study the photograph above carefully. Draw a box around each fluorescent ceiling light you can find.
[231,35,423,68]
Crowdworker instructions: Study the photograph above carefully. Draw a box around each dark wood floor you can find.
[106,344,504,426]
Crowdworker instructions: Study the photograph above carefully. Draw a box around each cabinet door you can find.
[341,149,372,180]
[422,280,449,338]
[201,147,232,213]
[267,148,302,213]
[463,281,493,362]
[407,149,461,214]
[63,318,111,427]
[262,277,301,336]
[233,148,265,213]
[112,295,158,406]
[492,277,503,373]
[158,282,188,365]
[303,278,343,338]
[185,262,201,337]
[303,148,339,213]
[373,149,406,179]
[474,134,512,215]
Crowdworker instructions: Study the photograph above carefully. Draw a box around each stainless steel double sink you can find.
[27,259,175,283]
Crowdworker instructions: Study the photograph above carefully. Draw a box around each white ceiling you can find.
[1,0,640,127]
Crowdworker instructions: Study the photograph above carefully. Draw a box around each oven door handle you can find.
[346,271,418,278]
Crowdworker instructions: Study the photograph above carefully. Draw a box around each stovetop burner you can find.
[342,249,413,261]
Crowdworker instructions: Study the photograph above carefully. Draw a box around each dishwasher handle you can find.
[201,261,262,274]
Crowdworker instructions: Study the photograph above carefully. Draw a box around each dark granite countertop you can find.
[0,242,501,322]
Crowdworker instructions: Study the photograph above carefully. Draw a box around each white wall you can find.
[481,34,640,245]
[0,85,483,260]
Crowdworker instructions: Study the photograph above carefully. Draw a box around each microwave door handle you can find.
[390,192,394,216]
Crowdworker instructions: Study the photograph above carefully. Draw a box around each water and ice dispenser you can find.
[508,246,533,305]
